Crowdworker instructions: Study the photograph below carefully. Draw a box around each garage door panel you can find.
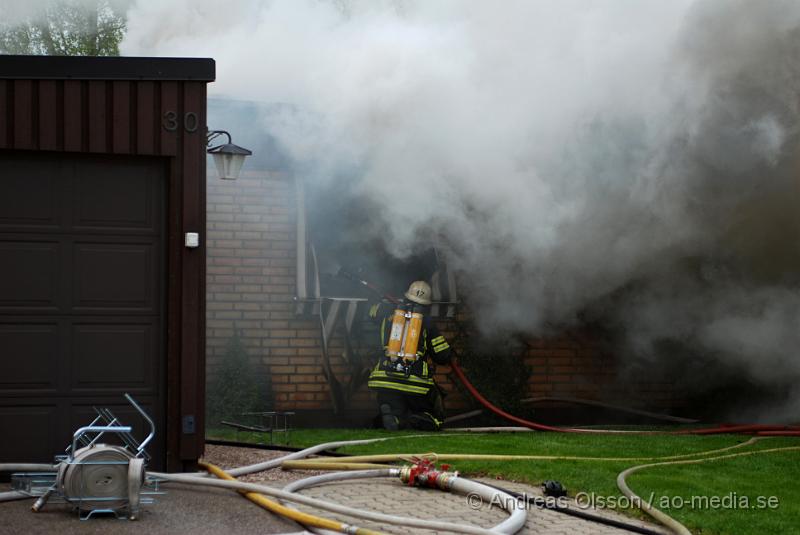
[73,160,159,233]
[0,404,59,463]
[0,152,166,468]
[0,240,61,311]
[72,242,157,312]
[0,158,61,230]
[71,321,157,393]
[0,322,60,393]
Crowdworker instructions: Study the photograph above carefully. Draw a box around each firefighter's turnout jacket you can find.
[367,306,451,395]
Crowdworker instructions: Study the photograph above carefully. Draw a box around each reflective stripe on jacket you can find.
[367,360,434,395]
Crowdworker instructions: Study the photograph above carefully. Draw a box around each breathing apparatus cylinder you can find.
[386,305,423,362]
[386,309,406,358]
[402,311,423,363]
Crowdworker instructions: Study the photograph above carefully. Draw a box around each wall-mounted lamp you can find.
[207,130,252,180]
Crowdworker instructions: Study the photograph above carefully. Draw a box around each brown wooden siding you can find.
[0,79,201,157]
[0,76,209,471]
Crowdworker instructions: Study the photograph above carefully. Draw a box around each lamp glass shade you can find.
[212,152,246,180]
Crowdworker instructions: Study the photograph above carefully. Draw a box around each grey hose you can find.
[450,477,527,534]
[0,464,57,472]
[282,469,394,493]
[0,491,32,503]
[616,444,800,535]
[157,471,503,535]
[283,469,527,534]
[0,464,57,506]
[226,434,454,477]
[445,427,533,433]
[151,434,472,481]
[283,469,402,535]
[616,466,692,535]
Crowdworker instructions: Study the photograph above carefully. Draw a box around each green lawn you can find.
[206,428,799,535]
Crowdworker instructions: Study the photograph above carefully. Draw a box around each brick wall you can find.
[206,170,324,412]
[206,169,683,424]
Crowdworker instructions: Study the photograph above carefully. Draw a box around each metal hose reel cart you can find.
[12,393,161,520]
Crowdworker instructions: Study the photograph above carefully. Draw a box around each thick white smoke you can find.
[122,0,800,417]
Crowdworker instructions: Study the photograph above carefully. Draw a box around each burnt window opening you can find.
[294,176,458,318]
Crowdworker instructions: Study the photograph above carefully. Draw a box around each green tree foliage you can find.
[0,1,126,56]
[206,331,273,426]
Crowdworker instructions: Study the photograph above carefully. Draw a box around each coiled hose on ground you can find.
[147,434,530,534]
[156,468,522,534]
[3,430,799,534]
[281,469,527,535]
[201,462,386,535]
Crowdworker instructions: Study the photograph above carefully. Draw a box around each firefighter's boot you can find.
[380,404,400,431]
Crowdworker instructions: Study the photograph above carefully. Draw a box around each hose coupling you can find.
[31,488,54,512]
[399,460,458,490]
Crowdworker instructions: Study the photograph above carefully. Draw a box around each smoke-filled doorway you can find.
[293,177,459,413]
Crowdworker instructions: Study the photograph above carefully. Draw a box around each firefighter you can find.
[367,280,451,431]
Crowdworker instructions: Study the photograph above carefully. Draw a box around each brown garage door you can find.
[0,152,166,469]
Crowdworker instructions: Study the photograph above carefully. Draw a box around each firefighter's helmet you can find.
[404,280,432,305]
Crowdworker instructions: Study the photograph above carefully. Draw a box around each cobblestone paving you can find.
[288,477,670,534]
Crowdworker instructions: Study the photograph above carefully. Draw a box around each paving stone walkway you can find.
[289,476,670,534]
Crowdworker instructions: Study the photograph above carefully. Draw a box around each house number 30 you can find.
[162,111,199,133]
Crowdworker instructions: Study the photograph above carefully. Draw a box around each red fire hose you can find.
[450,359,800,436]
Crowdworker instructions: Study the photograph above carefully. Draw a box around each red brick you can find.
[207,302,234,311]
[263,339,289,348]
[215,275,242,284]
[262,267,290,276]
[209,222,242,231]
[209,257,242,266]
[290,356,317,365]
[298,384,324,392]
[269,330,296,338]
[235,266,262,275]
[234,302,260,311]
[270,374,291,384]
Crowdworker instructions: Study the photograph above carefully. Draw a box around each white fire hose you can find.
[281,469,527,535]
[148,435,528,534]
[155,469,524,534]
